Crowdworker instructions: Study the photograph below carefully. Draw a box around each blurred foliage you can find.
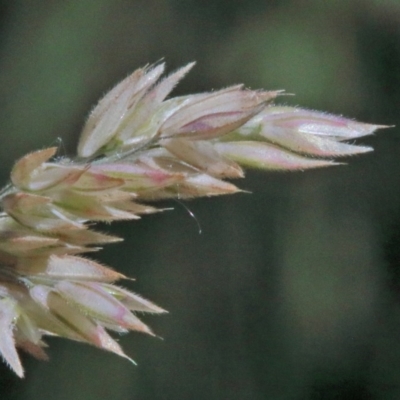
[0,0,400,399]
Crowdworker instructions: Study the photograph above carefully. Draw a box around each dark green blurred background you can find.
[0,1,400,399]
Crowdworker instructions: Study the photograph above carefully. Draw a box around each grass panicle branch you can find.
[0,63,385,377]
